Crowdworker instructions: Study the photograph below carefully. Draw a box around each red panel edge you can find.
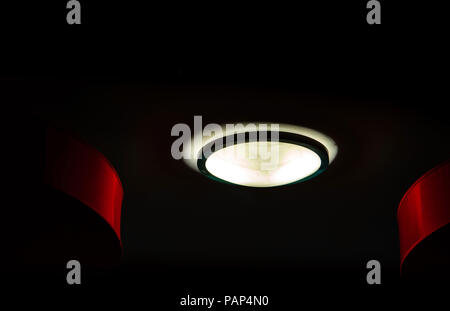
[44,127,124,244]
[397,160,450,272]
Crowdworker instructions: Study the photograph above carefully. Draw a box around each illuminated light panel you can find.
[205,142,322,187]
[183,123,337,187]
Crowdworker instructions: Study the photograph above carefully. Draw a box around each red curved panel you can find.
[398,160,450,271]
[44,127,124,243]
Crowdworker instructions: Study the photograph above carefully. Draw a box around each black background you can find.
[1,0,449,307]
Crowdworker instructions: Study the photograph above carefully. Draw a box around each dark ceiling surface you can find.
[18,83,449,269]
[2,1,448,297]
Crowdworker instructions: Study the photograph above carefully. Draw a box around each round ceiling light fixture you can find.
[183,123,337,187]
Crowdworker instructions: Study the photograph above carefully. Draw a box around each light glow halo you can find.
[183,123,337,187]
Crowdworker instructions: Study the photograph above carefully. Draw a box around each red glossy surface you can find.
[398,160,450,271]
[44,127,123,243]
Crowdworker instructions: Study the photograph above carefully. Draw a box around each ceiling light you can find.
[184,123,337,187]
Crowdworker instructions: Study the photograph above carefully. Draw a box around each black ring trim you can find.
[197,131,329,187]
